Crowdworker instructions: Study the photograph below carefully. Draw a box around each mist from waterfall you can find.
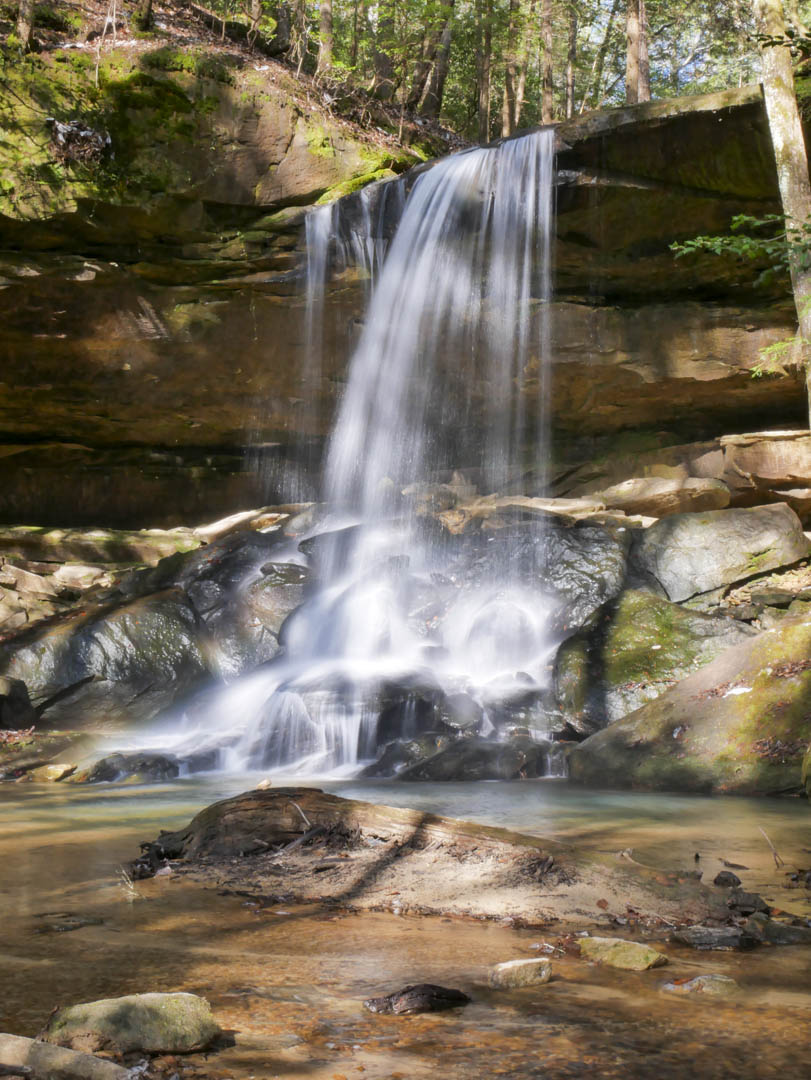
[158,129,558,777]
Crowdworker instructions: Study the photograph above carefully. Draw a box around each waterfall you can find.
[169,130,558,776]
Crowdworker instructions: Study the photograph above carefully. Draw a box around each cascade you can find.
[165,129,560,776]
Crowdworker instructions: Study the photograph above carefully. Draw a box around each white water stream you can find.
[146,131,559,776]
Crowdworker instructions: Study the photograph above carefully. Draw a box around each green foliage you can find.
[140,46,237,84]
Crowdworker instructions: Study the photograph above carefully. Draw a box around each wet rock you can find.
[0,1033,128,1080]
[577,936,668,970]
[488,958,553,988]
[363,984,471,1015]
[713,870,742,888]
[40,992,222,1054]
[555,589,754,733]
[662,974,739,996]
[28,762,76,782]
[633,504,810,602]
[396,735,550,781]
[568,611,811,795]
[246,563,309,636]
[0,676,37,730]
[361,734,451,778]
[74,753,179,785]
[671,925,759,951]
[34,912,104,934]
[744,912,811,945]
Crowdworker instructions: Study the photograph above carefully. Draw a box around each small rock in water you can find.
[363,984,471,1015]
[578,937,668,971]
[662,974,739,997]
[29,763,77,782]
[40,992,222,1053]
[672,925,758,951]
[488,958,552,989]
[726,888,769,915]
[713,870,742,888]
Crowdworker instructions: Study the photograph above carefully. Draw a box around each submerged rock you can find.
[363,984,471,1015]
[578,936,668,970]
[0,1033,128,1080]
[568,611,811,794]
[40,992,222,1054]
[662,974,739,996]
[633,504,810,602]
[744,912,811,945]
[713,870,742,888]
[488,958,553,988]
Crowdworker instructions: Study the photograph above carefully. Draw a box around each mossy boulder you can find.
[396,735,551,781]
[555,589,755,732]
[568,612,811,794]
[578,937,668,970]
[40,992,221,1054]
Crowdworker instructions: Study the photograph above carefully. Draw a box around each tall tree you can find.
[581,0,621,111]
[317,0,333,72]
[625,0,650,103]
[421,9,455,118]
[476,0,493,141]
[566,4,578,119]
[133,0,154,32]
[16,0,34,50]
[541,0,554,123]
[502,0,519,136]
[753,0,811,416]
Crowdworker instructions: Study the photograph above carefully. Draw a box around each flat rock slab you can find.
[578,937,668,970]
[662,974,739,997]
[0,1034,128,1080]
[488,958,553,988]
[144,788,718,927]
[40,992,221,1054]
[363,984,471,1015]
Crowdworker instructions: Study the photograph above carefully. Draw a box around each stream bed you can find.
[1,777,809,1079]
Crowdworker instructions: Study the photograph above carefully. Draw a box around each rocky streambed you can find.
[1,779,810,1080]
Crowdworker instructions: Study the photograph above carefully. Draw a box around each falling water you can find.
[160,129,559,776]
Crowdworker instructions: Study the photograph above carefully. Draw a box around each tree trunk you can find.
[626,0,641,103]
[317,0,333,72]
[373,4,396,100]
[566,4,577,119]
[420,13,454,119]
[541,0,554,124]
[515,0,537,128]
[637,0,651,101]
[476,0,493,142]
[502,0,518,137]
[582,0,619,112]
[754,0,811,418]
[350,0,359,66]
[248,0,263,47]
[16,0,34,49]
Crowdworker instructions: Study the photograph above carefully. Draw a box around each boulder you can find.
[555,589,754,733]
[632,504,810,602]
[661,974,739,996]
[40,992,222,1054]
[594,476,730,518]
[73,752,180,785]
[396,735,551,781]
[488,958,553,988]
[577,936,668,970]
[0,676,37,730]
[0,1033,128,1080]
[568,611,811,794]
[744,912,811,945]
[0,589,208,728]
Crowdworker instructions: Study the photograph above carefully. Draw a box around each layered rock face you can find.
[0,75,807,526]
